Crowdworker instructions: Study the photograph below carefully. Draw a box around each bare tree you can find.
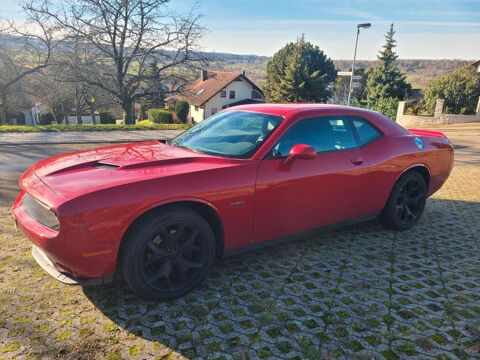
[26,0,206,124]
[0,10,54,124]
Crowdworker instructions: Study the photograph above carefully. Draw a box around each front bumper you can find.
[31,245,113,286]
[12,188,118,280]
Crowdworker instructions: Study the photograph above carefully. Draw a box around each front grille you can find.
[22,194,59,230]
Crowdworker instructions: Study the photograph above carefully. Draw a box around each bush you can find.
[423,66,480,114]
[174,101,189,123]
[137,119,155,126]
[99,112,116,124]
[148,108,173,124]
[8,112,25,125]
[39,113,54,125]
[366,97,399,120]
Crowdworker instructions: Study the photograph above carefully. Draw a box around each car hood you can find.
[32,141,243,200]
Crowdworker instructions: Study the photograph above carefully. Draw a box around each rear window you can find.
[352,118,381,145]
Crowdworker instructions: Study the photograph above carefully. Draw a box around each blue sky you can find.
[2,0,479,59]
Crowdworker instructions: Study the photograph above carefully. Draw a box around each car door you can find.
[253,116,372,243]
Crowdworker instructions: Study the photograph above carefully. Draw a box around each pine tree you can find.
[265,35,336,102]
[365,24,411,103]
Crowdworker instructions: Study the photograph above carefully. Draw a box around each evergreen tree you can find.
[265,35,336,102]
[365,24,411,103]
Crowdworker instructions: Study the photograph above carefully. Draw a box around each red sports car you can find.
[12,104,454,300]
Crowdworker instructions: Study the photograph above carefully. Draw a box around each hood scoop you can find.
[95,162,120,170]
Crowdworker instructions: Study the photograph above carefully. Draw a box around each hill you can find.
[208,53,472,89]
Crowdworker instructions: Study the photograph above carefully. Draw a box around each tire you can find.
[379,171,427,231]
[120,207,216,301]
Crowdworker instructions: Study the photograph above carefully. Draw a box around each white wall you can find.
[204,78,264,119]
[188,77,264,123]
[61,115,101,124]
[189,104,205,123]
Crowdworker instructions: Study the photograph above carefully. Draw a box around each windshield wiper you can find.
[174,144,201,153]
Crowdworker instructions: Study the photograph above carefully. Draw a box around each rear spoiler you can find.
[407,128,447,139]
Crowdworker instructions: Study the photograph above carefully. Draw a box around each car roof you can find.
[227,103,408,137]
[227,103,378,117]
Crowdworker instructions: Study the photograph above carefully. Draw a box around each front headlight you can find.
[22,194,60,230]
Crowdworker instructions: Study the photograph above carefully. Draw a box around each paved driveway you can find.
[0,125,479,359]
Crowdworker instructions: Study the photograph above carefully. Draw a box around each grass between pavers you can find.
[0,123,191,133]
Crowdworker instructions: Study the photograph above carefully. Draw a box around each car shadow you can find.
[82,198,480,358]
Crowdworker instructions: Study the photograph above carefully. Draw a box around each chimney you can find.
[242,70,246,76]
[201,70,208,81]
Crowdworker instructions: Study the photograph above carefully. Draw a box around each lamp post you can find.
[347,23,371,106]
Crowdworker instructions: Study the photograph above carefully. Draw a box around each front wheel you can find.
[379,171,427,231]
[120,207,216,301]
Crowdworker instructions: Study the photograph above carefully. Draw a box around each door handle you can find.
[350,157,364,165]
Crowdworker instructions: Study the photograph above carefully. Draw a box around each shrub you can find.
[148,108,173,124]
[137,119,155,126]
[39,113,54,125]
[8,112,25,125]
[174,101,189,123]
[423,66,480,114]
[99,112,116,124]
[366,97,399,120]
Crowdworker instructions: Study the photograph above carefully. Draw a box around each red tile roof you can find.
[179,71,262,106]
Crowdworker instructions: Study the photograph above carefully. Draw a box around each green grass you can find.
[0,123,190,133]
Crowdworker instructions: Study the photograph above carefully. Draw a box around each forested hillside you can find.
[208,52,472,89]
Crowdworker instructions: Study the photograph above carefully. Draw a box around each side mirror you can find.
[282,144,316,168]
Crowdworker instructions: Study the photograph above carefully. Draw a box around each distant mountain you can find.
[209,53,472,89]
[1,33,472,89]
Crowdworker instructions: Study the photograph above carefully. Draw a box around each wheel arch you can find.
[381,164,431,212]
[120,199,225,260]
[398,164,431,191]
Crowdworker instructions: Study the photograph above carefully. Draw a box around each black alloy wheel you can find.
[379,171,427,230]
[120,207,216,301]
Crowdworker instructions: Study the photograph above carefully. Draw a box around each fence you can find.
[396,97,480,127]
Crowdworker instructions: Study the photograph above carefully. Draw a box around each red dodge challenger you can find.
[12,104,454,300]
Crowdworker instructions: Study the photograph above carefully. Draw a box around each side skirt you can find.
[222,212,380,258]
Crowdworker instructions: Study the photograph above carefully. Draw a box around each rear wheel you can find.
[379,171,427,230]
[120,207,216,301]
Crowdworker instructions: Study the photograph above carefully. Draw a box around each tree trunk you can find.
[0,92,7,125]
[90,107,96,125]
[123,97,134,125]
[75,86,82,125]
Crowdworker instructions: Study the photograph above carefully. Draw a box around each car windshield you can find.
[170,111,283,158]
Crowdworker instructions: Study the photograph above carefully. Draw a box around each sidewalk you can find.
[0,129,183,145]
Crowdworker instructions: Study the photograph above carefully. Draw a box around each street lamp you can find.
[347,22,371,106]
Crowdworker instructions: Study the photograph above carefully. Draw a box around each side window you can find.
[273,117,357,157]
[352,118,381,145]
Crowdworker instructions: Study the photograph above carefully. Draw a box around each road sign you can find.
[337,71,361,80]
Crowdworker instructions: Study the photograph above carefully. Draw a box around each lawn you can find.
[0,123,191,133]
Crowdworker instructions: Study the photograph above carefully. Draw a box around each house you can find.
[179,70,265,123]
[471,60,480,73]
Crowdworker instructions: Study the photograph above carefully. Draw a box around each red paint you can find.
[12,104,454,280]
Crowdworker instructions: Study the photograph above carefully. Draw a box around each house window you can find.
[211,108,217,115]
[251,90,262,99]
[194,106,199,112]
[229,91,235,99]
[220,91,226,98]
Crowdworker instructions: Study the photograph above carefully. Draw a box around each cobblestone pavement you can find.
[1,126,480,359]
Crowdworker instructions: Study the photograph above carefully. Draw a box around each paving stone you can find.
[1,130,480,359]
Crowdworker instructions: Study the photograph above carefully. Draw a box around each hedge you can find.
[100,112,116,124]
[148,108,173,124]
[174,101,189,123]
